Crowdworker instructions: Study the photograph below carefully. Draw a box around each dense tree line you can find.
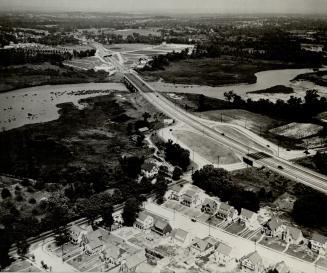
[223,89,327,122]
[164,139,190,171]
[0,48,73,66]
[192,165,260,213]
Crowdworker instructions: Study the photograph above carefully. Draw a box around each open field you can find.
[0,63,110,93]
[269,122,323,140]
[172,130,240,164]
[63,57,104,70]
[140,57,303,86]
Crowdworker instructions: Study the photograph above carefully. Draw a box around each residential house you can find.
[191,236,218,257]
[134,211,154,231]
[141,162,158,178]
[171,228,191,246]
[152,219,172,236]
[101,244,123,268]
[310,233,327,255]
[181,189,201,208]
[263,217,285,238]
[215,243,233,266]
[274,261,290,273]
[215,202,238,223]
[241,251,263,272]
[239,208,258,228]
[119,250,146,273]
[168,184,183,201]
[284,226,304,245]
[138,127,149,133]
[201,197,220,215]
[69,225,87,245]
[80,229,104,255]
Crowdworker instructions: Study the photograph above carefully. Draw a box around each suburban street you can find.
[145,201,327,273]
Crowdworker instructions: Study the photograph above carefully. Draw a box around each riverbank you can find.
[293,70,327,87]
[140,56,307,86]
[0,63,112,93]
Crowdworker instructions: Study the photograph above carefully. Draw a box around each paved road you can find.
[145,202,327,273]
[124,72,327,194]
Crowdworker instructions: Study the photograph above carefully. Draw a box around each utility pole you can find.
[220,113,223,123]
[217,155,220,167]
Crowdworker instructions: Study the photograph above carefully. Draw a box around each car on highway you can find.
[277,165,284,170]
[191,218,197,222]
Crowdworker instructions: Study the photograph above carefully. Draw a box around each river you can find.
[0,82,128,131]
[151,68,327,102]
[1,68,326,131]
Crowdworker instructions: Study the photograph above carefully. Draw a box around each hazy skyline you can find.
[1,0,327,14]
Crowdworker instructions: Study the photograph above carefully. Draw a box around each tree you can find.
[1,188,11,199]
[16,239,30,258]
[54,225,70,247]
[122,197,141,226]
[172,167,183,180]
[142,112,151,122]
[154,176,168,204]
[101,204,114,228]
[165,140,190,171]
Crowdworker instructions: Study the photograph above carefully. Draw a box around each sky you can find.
[1,0,327,14]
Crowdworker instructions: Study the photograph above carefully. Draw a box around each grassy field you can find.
[0,62,110,93]
[140,57,302,86]
[172,130,240,165]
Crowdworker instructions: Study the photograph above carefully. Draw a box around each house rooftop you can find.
[173,228,188,242]
[241,208,256,219]
[275,261,290,273]
[192,236,217,252]
[218,202,233,212]
[267,217,283,231]
[154,219,170,231]
[243,251,263,265]
[70,225,84,235]
[287,226,303,241]
[171,184,183,193]
[184,189,197,197]
[216,243,232,256]
[138,211,152,222]
[202,198,217,208]
[312,233,327,244]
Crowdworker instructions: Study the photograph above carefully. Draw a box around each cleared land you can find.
[269,122,323,140]
[172,130,240,164]
[140,57,303,86]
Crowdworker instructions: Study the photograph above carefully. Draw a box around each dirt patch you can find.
[270,122,323,140]
[172,130,240,165]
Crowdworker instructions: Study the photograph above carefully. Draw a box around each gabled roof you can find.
[70,225,84,235]
[312,233,327,244]
[154,219,170,231]
[275,261,290,273]
[287,226,303,241]
[202,198,217,208]
[243,251,263,266]
[142,162,156,172]
[173,228,188,242]
[217,202,233,214]
[216,243,232,256]
[267,217,284,231]
[192,236,217,252]
[138,211,152,223]
[240,208,256,219]
[184,189,196,198]
[171,184,183,193]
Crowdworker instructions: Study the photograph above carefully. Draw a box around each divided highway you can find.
[124,72,327,194]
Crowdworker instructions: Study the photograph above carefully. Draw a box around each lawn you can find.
[172,130,240,165]
[3,259,38,272]
[286,244,318,262]
[259,236,287,252]
[140,57,299,86]
[224,223,245,234]
[316,257,327,269]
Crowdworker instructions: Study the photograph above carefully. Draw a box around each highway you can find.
[123,72,327,194]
